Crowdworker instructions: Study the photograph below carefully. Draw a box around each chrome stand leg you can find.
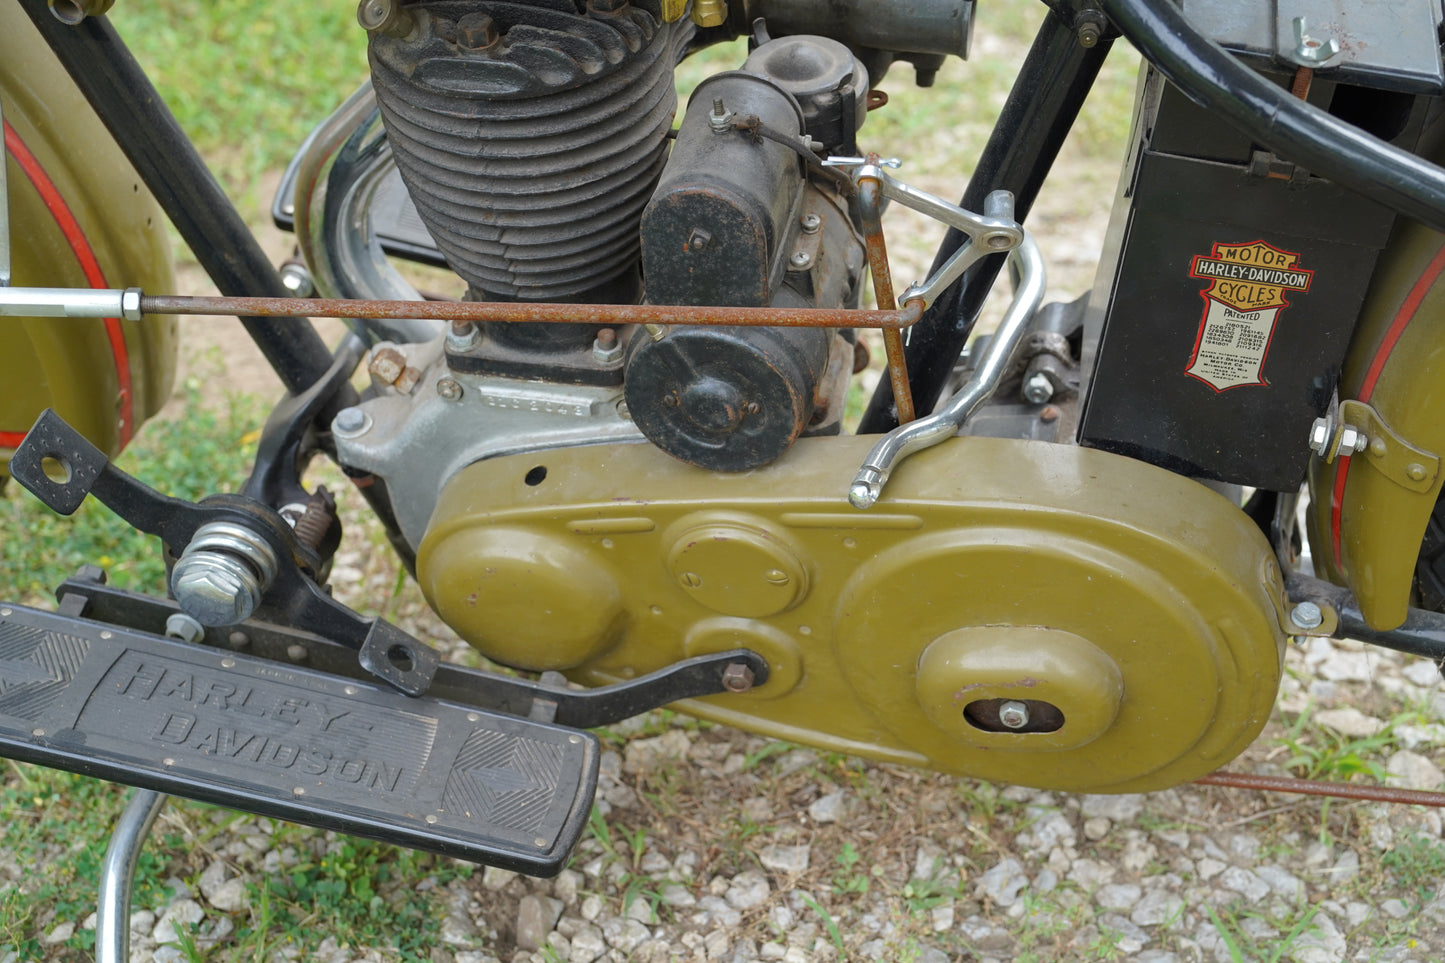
[96,789,168,963]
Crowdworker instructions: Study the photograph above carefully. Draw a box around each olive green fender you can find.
[0,1,176,472]
[1306,217,1445,629]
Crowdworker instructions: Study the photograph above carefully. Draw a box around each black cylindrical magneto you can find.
[629,62,831,470]
[623,325,830,471]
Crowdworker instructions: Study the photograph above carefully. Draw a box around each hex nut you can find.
[1308,417,1331,455]
[164,612,206,644]
[1022,372,1054,405]
[998,700,1030,729]
[721,663,755,693]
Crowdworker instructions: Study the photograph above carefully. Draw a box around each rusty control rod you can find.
[857,171,917,424]
[1195,770,1445,808]
[137,294,926,330]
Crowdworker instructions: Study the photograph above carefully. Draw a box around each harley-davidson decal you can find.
[1185,240,1313,391]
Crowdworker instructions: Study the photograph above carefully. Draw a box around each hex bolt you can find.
[1022,372,1054,405]
[333,406,370,436]
[164,612,205,644]
[721,663,755,693]
[447,320,481,351]
[456,11,498,48]
[593,327,624,364]
[709,97,733,132]
[368,345,409,385]
[170,522,279,627]
[1074,10,1107,48]
[800,213,822,235]
[278,262,315,298]
[998,701,1030,730]
[1338,426,1368,455]
[1291,601,1324,630]
[1307,417,1332,456]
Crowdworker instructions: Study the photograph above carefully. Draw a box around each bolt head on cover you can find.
[1022,372,1054,405]
[171,553,264,626]
[998,700,1030,729]
[1291,601,1324,630]
[1308,417,1331,455]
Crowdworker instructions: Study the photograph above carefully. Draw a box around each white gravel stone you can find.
[1227,834,1261,864]
[976,857,1029,908]
[1023,811,1077,854]
[759,844,810,875]
[1034,869,1058,894]
[640,851,670,875]
[198,861,228,902]
[554,868,582,905]
[1394,723,1445,750]
[1381,898,1410,920]
[1289,911,1346,963]
[959,916,1013,952]
[661,883,696,907]
[602,917,650,953]
[1098,914,1148,953]
[913,841,945,880]
[725,870,771,910]
[704,929,732,959]
[1387,749,1445,790]
[808,791,846,824]
[1313,707,1386,737]
[1131,890,1184,928]
[1081,794,1144,821]
[43,922,74,945]
[1330,850,1359,883]
[1318,649,1377,682]
[1219,867,1270,902]
[1096,883,1142,912]
[697,895,743,929]
[441,913,478,947]
[581,894,604,921]
[569,924,606,963]
[1083,817,1110,840]
[1067,858,1116,889]
[205,878,249,914]
[483,866,518,891]
[623,730,691,774]
[1255,864,1305,902]
[152,900,205,944]
[931,901,955,932]
[1404,660,1442,686]
[516,895,564,951]
[625,898,656,924]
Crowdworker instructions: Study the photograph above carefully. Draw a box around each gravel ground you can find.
[55,606,1445,963]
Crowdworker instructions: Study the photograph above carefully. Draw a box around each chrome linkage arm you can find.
[848,233,1047,509]
[823,156,1024,310]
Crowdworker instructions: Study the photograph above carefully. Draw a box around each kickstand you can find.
[96,789,168,963]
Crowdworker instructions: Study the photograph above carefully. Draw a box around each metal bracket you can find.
[824,158,1024,310]
[10,408,440,695]
[1340,399,1441,494]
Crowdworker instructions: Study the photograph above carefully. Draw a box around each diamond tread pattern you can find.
[0,604,598,873]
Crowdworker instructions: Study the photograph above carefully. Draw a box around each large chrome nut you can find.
[171,552,265,627]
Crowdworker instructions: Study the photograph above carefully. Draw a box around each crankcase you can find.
[418,436,1287,792]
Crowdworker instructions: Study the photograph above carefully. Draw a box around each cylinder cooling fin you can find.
[366,0,689,303]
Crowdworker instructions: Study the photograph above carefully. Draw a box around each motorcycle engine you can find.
[332,0,1289,794]
[341,1,869,544]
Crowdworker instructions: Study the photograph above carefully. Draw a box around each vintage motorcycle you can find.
[2,0,1445,949]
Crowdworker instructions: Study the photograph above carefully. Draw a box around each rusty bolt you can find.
[721,663,755,693]
[369,346,407,384]
[448,320,480,350]
[592,328,624,364]
[456,11,499,48]
[687,228,712,252]
[1039,404,1061,423]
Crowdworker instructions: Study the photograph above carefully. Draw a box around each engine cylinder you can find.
[366,0,686,303]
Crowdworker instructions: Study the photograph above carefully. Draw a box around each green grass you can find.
[0,375,265,605]
[110,0,371,197]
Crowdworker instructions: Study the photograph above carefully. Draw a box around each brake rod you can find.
[1196,771,1445,808]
